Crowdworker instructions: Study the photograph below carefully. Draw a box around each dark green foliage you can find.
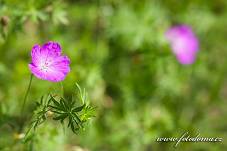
[31,96,51,130]
[49,96,85,133]
[23,96,51,143]
[23,84,95,143]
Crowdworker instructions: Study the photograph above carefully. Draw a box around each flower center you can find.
[40,62,50,72]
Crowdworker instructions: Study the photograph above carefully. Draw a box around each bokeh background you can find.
[0,0,227,150]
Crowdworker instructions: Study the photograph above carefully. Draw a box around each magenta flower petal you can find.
[165,25,199,64]
[29,41,70,82]
[42,41,62,57]
[31,44,42,65]
[176,53,196,64]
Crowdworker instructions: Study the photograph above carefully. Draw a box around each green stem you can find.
[21,74,33,116]
[60,82,64,96]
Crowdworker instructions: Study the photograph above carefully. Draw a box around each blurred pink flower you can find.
[29,41,70,82]
[165,25,199,64]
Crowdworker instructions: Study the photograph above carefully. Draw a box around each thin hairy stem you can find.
[21,74,33,116]
[60,82,64,96]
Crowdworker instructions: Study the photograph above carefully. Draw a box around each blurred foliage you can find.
[0,0,227,151]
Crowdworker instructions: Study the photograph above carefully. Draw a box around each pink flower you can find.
[165,25,199,64]
[29,41,70,82]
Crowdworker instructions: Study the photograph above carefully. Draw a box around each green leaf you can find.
[72,104,85,112]
[50,96,62,108]
[53,113,68,121]
[47,84,95,134]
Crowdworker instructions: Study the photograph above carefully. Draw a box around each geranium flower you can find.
[165,25,199,64]
[29,41,70,82]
